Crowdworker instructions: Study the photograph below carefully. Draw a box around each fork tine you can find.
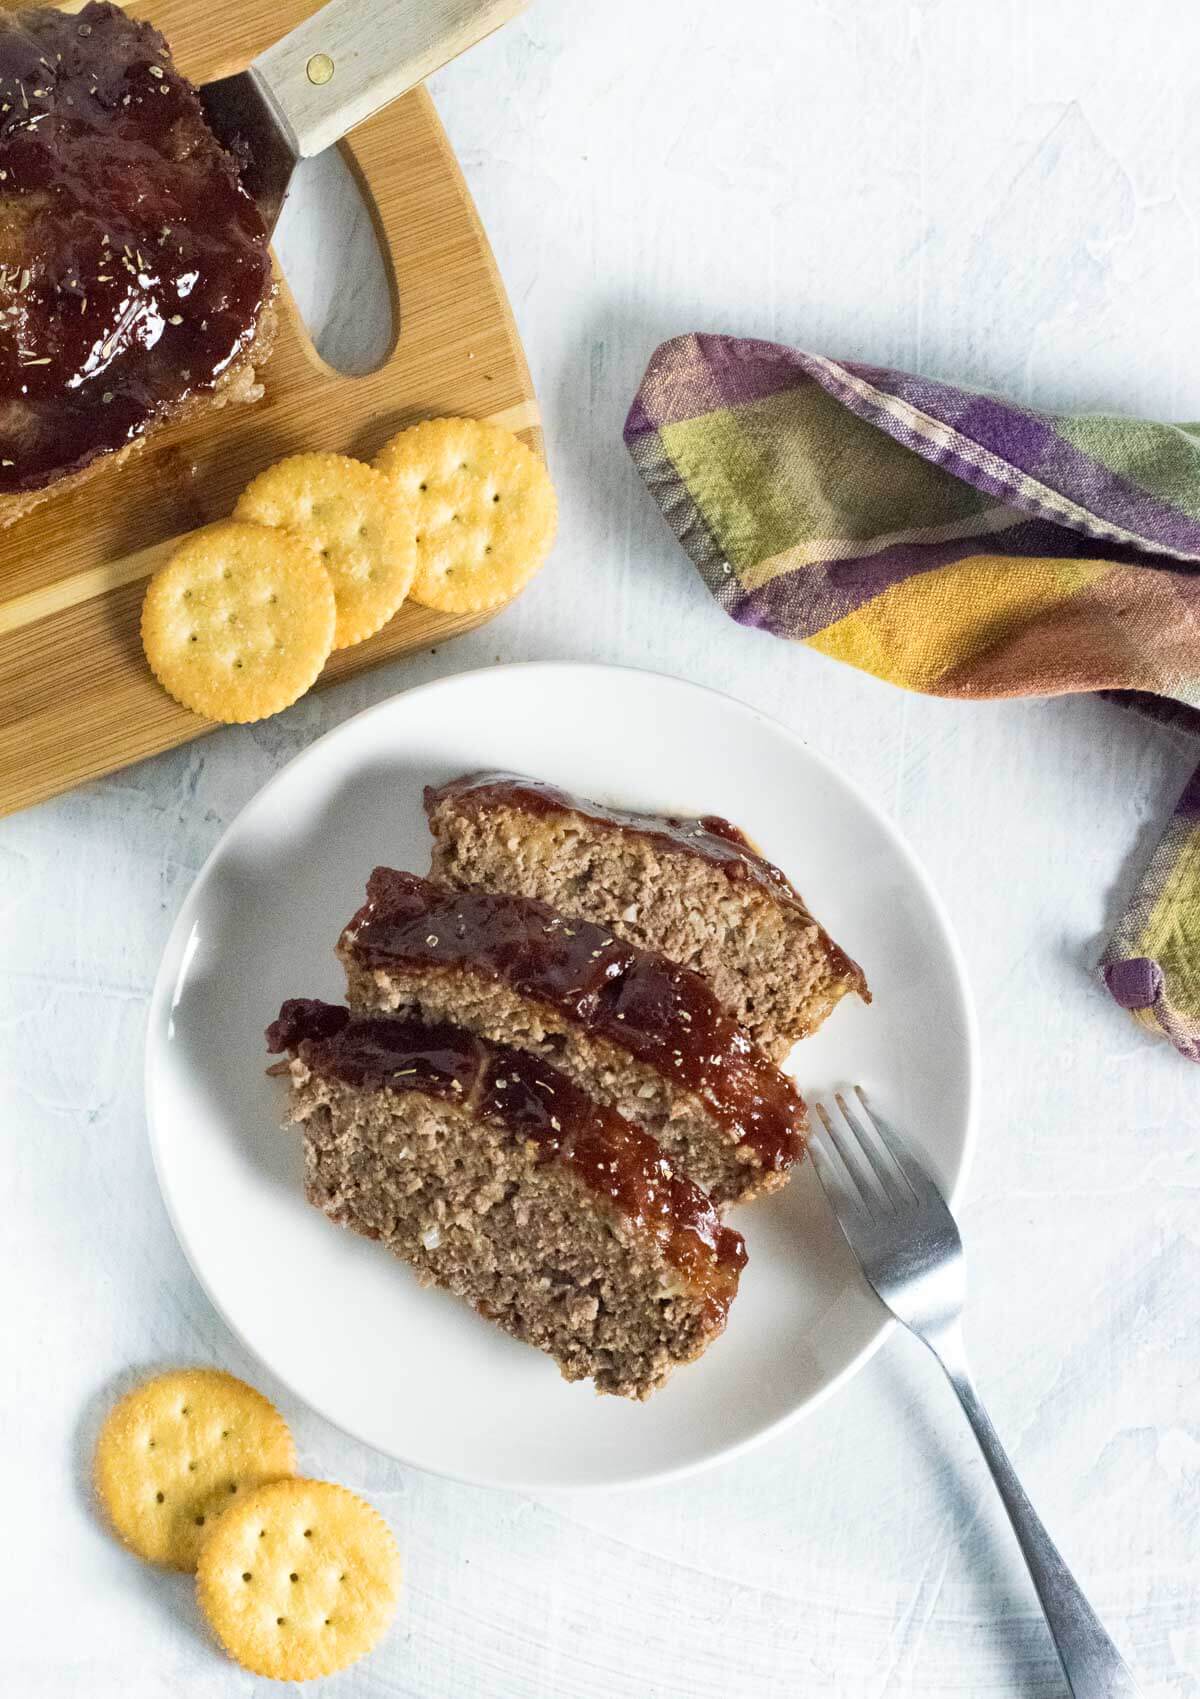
[817,1097,888,1213]
[835,1091,911,1208]
[809,1107,870,1221]
[852,1087,945,1205]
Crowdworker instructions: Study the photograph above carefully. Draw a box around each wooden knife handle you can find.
[253,0,529,158]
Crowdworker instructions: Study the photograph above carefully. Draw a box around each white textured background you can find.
[4,1,1199,1693]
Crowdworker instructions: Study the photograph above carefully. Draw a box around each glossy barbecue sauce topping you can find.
[0,3,272,493]
[341,868,808,1171]
[427,772,870,1000]
[267,998,747,1307]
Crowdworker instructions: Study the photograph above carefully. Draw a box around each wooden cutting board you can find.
[0,0,541,817]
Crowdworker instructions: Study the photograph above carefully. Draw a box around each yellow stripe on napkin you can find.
[806,554,1110,691]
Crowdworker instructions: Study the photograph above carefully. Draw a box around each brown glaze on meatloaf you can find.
[338,868,807,1180]
[268,1000,746,1395]
[267,997,745,1305]
[0,2,273,509]
[426,772,869,1059]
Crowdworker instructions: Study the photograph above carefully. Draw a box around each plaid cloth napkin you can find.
[624,333,1200,1061]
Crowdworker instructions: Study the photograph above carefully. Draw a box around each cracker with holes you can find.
[374,416,556,614]
[141,521,336,724]
[197,1477,402,1681]
[93,1369,296,1571]
[235,452,416,649]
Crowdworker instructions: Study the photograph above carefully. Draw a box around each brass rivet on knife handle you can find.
[252,0,531,161]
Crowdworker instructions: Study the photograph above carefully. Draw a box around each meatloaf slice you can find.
[426,773,869,1061]
[267,999,746,1400]
[0,3,275,526]
[337,868,808,1207]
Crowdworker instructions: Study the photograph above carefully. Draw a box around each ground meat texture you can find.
[337,870,809,1207]
[267,1001,745,1400]
[425,773,869,1062]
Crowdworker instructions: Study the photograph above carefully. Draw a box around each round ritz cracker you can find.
[374,416,556,614]
[93,1369,296,1572]
[235,451,416,649]
[141,520,336,724]
[197,1477,402,1682]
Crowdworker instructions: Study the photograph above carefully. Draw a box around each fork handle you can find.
[925,1325,1140,1698]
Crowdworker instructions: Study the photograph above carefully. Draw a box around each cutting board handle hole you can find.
[274,144,397,376]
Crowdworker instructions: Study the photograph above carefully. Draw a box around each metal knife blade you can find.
[201,0,528,233]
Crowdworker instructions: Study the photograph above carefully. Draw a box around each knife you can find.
[201,0,529,231]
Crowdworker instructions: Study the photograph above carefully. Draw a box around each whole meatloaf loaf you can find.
[426,773,870,1061]
[0,2,275,526]
[337,867,808,1206]
[267,999,746,1399]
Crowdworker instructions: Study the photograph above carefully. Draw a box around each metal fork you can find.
[810,1088,1140,1699]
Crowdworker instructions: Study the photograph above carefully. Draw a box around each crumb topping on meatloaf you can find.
[267,997,746,1310]
[338,868,808,1172]
[0,1,273,494]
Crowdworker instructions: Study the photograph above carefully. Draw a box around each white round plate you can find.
[146,663,976,1491]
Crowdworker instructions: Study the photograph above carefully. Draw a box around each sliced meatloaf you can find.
[425,773,869,1061]
[337,868,808,1206]
[267,999,746,1399]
